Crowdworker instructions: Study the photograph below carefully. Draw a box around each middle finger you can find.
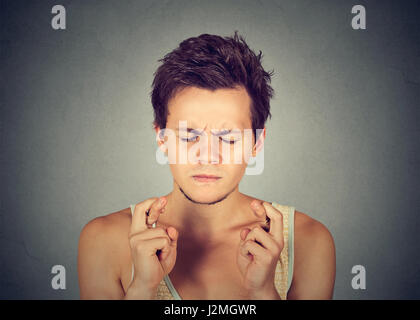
[146,196,167,226]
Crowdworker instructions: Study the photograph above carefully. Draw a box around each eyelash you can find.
[180,136,238,144]
[180,137,199,142]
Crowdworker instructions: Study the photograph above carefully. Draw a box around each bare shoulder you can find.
[294,210,335,249]
[78,207,133,299]
[79,207,133,264]
[79,207,132,247]
[287,210,336,299]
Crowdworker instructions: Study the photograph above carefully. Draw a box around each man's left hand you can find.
[236,201,284,299]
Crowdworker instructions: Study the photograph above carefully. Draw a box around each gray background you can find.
[1,0,419,299]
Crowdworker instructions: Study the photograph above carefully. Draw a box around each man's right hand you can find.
[125,197,178,299]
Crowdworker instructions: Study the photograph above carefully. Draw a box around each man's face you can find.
[159,85,260,205]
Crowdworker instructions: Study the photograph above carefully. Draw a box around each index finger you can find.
[262,202,284,244]
[130,197,158,235]
[250,200,270,230]
[146,196,167,226]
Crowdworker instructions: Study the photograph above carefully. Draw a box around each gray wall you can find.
[1,0,419,299]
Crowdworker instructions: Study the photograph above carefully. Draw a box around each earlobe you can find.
[158,142,168,154]
[252,127,266,156]
[155,126,168,154]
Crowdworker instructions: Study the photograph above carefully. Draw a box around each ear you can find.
[252,127,266,157]
[155,125,168,154]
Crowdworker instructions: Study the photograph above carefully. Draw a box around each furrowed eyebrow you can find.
[175,127,240,136]
[210,129,233,136]
[176,127,205,135]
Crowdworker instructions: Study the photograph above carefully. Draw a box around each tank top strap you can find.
[287,206,295,291]
[270,202,295,299]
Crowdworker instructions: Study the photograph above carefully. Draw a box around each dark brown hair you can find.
[150,31,274,140]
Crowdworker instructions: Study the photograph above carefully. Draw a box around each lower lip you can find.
[192,176,221,183]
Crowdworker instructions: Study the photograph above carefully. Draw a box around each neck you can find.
[163,182,254,241]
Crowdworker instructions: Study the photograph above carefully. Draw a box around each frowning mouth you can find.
[192,174,222,183]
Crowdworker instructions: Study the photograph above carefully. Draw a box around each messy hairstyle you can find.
[150,31,274,140]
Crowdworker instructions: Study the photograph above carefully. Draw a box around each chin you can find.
[181,187,230,205]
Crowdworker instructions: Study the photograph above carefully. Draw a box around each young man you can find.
[78,32,336,300]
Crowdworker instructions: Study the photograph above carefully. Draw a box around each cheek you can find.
[220,141,254,165]
[165,139,193,164]
[169,164,189,179]
[218,164,247,185]
[230,164,247,182]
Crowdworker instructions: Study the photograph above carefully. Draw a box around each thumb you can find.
[240,228,251,241]
[167,227,178,245]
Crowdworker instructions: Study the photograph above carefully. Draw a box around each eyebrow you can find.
[176,128,235,136]
[176,127,205,135]
[211,129,233,136]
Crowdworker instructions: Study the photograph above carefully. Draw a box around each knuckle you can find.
[272,245,281,257]
[251,226,260,235]
[151,197,162,208]
[278,238,284,248]
[272,210,281,220]
[129,234,140,246]
[135,241,144,254]
[245,239,254,247]
[255,226,264,234]
[153,227,167,237]
[162,237,170,246]
[276,243,284,255]
[136,197,157,211]
[129,238,135,248]
[149,210,159,218]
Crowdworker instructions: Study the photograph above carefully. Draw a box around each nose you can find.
[196,135,221,164]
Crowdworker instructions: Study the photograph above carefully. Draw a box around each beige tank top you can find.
[129,201,295,300]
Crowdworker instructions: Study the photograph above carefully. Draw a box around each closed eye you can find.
[220,137,240,144]
[180,136,200,142]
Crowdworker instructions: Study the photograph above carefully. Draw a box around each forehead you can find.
[166,86,252,129]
